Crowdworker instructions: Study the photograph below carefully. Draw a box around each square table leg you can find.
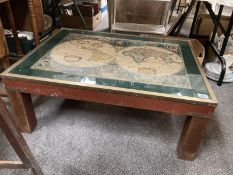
[7,90,37,133]
[177,116,210,160]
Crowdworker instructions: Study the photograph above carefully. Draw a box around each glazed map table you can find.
[1,29,217,160]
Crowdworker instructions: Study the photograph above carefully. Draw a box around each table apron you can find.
[3,79,215,118]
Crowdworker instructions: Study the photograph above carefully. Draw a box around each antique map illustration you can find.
[117,46,184,75]
[31,33,192,89]
[50,39,116,68]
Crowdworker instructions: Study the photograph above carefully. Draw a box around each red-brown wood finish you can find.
[7,89,37,133]
[177,116,210,160]
[4,79,215,118]
[2,77,216,161]
[0,22,218,162]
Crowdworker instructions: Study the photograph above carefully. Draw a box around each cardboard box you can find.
[75,0,107,19]
[61,11,101,30]
[59,1,101,30]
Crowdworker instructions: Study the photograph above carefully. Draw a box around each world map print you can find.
[50,39,116,68]
[117,46,184,75]
[31,33,192,89]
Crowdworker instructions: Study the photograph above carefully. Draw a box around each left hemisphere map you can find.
[50,39,116,68]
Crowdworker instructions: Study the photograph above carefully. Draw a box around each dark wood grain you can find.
[0,98,43,174]
[0,18,10,69]
[0,0,44,33]
[4,0,23,57]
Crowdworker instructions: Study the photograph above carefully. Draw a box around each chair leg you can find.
[189,1,201,38]
[0,99,43,175]
[4,1,24,57]
[1,55,11,69]
[27,0,40,46]
[107,0,113,32]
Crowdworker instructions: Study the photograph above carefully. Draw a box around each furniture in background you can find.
[0,18,9,97]
[0,98,43,174]
[0,0,23,57]
[190,1,233,86]
[0,0,44,46]
[170,0,233,85]
[107,0,176,35]
[42,0,61,27]
[176,0,189,13]
[27,0,42,46]
[1,29,218,160]
[0,18,10,69]
[59,0,100,30]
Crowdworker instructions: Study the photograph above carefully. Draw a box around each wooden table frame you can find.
[0,99,43,174]
[1,31,218,161]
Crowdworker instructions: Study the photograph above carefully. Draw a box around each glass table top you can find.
[7,29,212,100]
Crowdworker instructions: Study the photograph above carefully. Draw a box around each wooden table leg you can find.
[5,1,24,57]
[107,0,113,32]
[177,116,210,160]
[7,90,37,133]
[27,0,40,46]
[0,99,43,174]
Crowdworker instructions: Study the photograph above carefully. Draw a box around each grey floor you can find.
[1,15,233,175]
[1,80,233,175]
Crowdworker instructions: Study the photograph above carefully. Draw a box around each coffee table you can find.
[1,28,218,160]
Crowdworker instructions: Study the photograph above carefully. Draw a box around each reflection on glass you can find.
[10,29,210,99]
